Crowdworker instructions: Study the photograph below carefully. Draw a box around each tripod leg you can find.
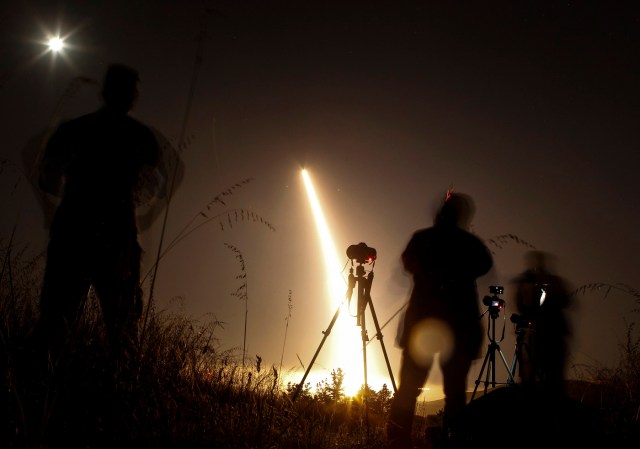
[489,343,496,388]
[496,345,516,385]
[510,330,523,385]
[361,317,370,442]
[471,345,492,400]
[361,317,369,392]
[510,352,518,385]
[366,295,398,392]
[292,304,341,402]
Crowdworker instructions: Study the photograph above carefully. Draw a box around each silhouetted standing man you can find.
[37,63,160,362]
[387,192,493,448]
[513,250,572,396]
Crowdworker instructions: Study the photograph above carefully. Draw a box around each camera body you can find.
[482,295,505,309]
[346,242,377,264]
[510,313,534,330]
[482,285,505,317]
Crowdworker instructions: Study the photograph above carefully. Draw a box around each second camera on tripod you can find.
[482,285,505,317]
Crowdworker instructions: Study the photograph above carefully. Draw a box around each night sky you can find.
[1,1,639,398]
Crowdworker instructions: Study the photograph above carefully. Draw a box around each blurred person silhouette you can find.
[387,191,493,448]
[512,250,572,396]
[36,63,161,364]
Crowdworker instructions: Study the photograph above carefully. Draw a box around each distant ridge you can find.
[416,390,489,417]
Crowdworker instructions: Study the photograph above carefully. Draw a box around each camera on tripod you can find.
[472,284,517,399]
[510,313,533,330]
[346,242,377,264]
[482,285,505,317]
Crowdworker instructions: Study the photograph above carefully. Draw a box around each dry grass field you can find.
[1,203,638,448]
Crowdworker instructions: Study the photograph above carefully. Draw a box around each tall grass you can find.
[279,290,293,374]
[0,245,391,448]
[2,237,640,448]
[139,177,275,350]
[224,242,248,368]
[568,282,640,445]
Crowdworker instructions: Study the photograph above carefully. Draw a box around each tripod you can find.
[291,259,397,405]
[511,314,539,384]
[471,305,516,400]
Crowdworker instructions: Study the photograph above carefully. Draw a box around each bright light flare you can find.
[30,18,87,73]
[47,36,65,53]
[407,318,454,365]
[301,169,364,397]
[539,288,547,306]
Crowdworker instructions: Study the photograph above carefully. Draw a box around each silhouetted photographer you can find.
[512,250,572,396]
[36,63,161,364]
[387,192,493,448]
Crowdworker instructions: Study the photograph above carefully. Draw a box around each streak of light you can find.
[301,168,364,396]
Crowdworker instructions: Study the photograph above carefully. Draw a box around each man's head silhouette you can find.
[435,192,475,230]
[101,63,140,113]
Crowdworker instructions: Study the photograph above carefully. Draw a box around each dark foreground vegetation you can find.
[2,247,639,448]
